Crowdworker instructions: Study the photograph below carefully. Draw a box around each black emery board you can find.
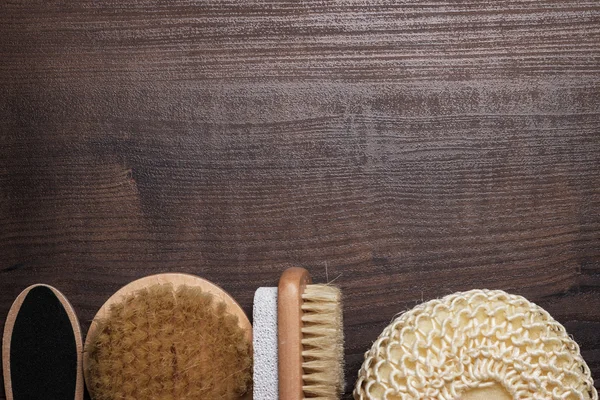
[2,284,83,400]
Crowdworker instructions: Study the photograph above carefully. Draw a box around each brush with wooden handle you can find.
[253,267,344,400]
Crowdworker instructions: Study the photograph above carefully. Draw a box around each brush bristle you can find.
[86,284,252,400]
[301,284,344,399]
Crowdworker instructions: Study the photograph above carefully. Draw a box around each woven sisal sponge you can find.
[354,289,597,400]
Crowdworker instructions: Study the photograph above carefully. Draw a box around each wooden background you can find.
[1,0,599,398]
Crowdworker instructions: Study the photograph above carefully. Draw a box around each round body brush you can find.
[84,273,252,400]
[253,267,344,400]
[354,289,597,400]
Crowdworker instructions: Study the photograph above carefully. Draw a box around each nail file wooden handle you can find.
[278,267,312,400]
[2,284,83,400]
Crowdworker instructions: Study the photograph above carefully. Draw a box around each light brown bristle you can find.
[301,284,344,399]
[86,283,252,400]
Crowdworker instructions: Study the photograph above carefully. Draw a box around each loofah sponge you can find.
[86,284,252,400]
[354,289,597,400]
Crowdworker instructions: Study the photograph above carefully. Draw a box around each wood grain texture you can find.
[0,0,599,398]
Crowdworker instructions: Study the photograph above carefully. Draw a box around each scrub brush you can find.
[253,267,344,400]
[83,273,253,400]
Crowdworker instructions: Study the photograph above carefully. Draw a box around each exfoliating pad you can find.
[84,273,253,400]
[2,284,83,400]
[253,287,279,400]
[354,289,598,400]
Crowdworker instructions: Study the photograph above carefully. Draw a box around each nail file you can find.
[2,284,83,400]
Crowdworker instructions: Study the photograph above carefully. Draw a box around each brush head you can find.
[301,284,345,399]
[85,283,252,400]
[278,267,345,400]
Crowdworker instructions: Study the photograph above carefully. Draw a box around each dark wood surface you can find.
[1,0,599,398]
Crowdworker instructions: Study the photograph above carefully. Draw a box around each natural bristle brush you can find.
[253,267,344,400]
[279,267,345,399]
[83,273,253,400]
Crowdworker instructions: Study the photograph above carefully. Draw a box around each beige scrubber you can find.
[354,289,597,400]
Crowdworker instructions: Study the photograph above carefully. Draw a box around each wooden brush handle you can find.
[278,267,312,400]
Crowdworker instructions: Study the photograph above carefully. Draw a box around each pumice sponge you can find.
[354,289,597,400]
[86,283,252,400]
